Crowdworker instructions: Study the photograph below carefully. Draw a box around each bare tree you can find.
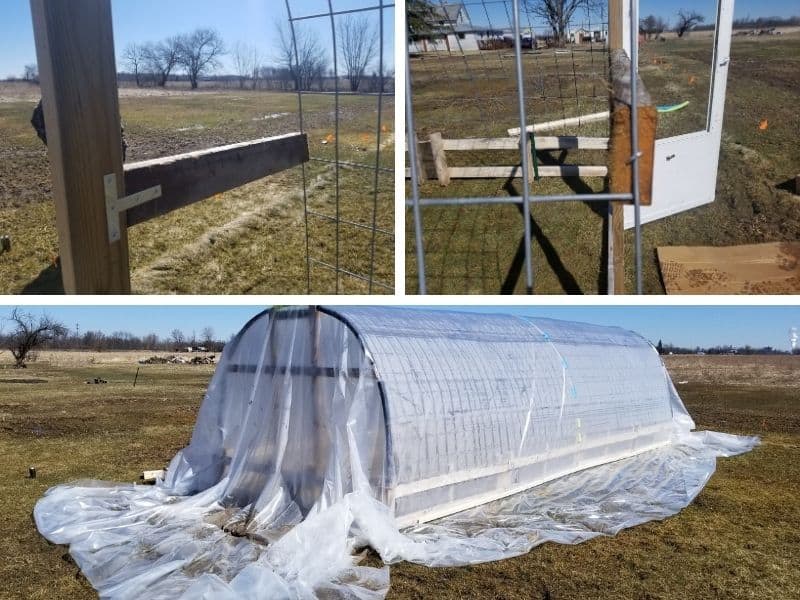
[640,15,669,40]
[250,48,263,90]
[3,308,66,368]
[201,327,214,347]
[122,43,145,86]
[524,0,598,46]
[170,329,185,347]
[275,22,327,92]
[338,16,379,92]
[142,38,181,87]
[676,9,705,37]
[177,29,225,90]
[233,42,255,89]
[23,64,38,84]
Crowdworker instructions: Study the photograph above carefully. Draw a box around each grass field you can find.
[0,351,796,599]
[405,34,800,294]
[0,86,394,294]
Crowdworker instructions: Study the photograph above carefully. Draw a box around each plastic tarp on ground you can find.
[34,307,758,599]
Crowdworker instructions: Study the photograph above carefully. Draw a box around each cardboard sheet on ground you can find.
[34,307,758,599]
[658,242,800,294]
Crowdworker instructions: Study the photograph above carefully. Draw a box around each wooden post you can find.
[31,0,130,293]
[428,132,450,186]
[608,0,625,295]
[609,51,657,207]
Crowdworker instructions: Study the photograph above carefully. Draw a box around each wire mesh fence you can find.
[286,0,395,294]
[406,0,643,295]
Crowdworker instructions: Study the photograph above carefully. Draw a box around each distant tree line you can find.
[119,16,393,93]
[640,12,800,38]
[732,15,800,29]
[1,309,226,367]
[655,339,799,356]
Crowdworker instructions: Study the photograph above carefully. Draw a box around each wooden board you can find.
[449,165,608,178]
[608,49,656,207]
[140,469,165,484]
[507,112,610,136]
[608,0,625,295]
[658,242,800,294]
[441,136,609,151]
[124,133,308,226]
[31,0,130,293]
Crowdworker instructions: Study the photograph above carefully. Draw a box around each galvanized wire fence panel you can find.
[286,1,395,294]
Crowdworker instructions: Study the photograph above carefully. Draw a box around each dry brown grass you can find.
[0,88,394,294]
[406,35,800,294]
[0,353,797,599]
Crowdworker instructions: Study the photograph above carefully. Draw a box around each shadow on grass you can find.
[501,170,582,295]
[500,149,611,294]
[21,258,64,294]
[776,178,797,195]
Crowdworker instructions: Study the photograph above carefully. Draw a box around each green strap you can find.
[528,132,540,182]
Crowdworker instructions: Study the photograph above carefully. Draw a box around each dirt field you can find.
[0,85,394,294]
[405,33,800,294]
[0,352,796,599]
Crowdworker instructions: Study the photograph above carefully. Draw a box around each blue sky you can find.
[1,305,798,350]
[0,0,394,79]
[455,0,797,30]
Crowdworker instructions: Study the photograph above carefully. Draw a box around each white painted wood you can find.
[442,136,609,151]
[507,111,610,136]
[395,435,671,529]
[449,165,608,178]
[140,469,165,483]
[625,0,734,228]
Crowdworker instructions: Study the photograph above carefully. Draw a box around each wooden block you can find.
[428,132,450,186]
[140,469,165,484]
[124,133,308,226]
[416,139,436,183]
[31,0,130,293]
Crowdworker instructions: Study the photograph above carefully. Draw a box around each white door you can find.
[624,0,735,228]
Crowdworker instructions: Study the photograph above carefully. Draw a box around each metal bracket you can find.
[104,173,161,243]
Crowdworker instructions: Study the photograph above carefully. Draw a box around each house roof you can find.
[431,3,466,24]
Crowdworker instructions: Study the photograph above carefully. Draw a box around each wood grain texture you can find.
[608,0,625,294]
[124,133,308,226]
[31,0,130,293]
[428,132,450,186]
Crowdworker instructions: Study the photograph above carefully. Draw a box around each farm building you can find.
[569,26,608,43]
[409,2,482,52]
[34,307,757,597]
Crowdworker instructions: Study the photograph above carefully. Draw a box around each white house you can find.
[568,26,608,44]
[409,3,481,53]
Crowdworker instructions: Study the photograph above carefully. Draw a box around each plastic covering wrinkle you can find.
[34,307,758,598]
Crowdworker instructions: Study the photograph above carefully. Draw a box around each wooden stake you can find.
[608,0,625,295]
[428,132,450,186]
[31,0,130,293]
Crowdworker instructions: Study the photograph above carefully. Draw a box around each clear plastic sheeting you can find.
[34,307,758,599]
